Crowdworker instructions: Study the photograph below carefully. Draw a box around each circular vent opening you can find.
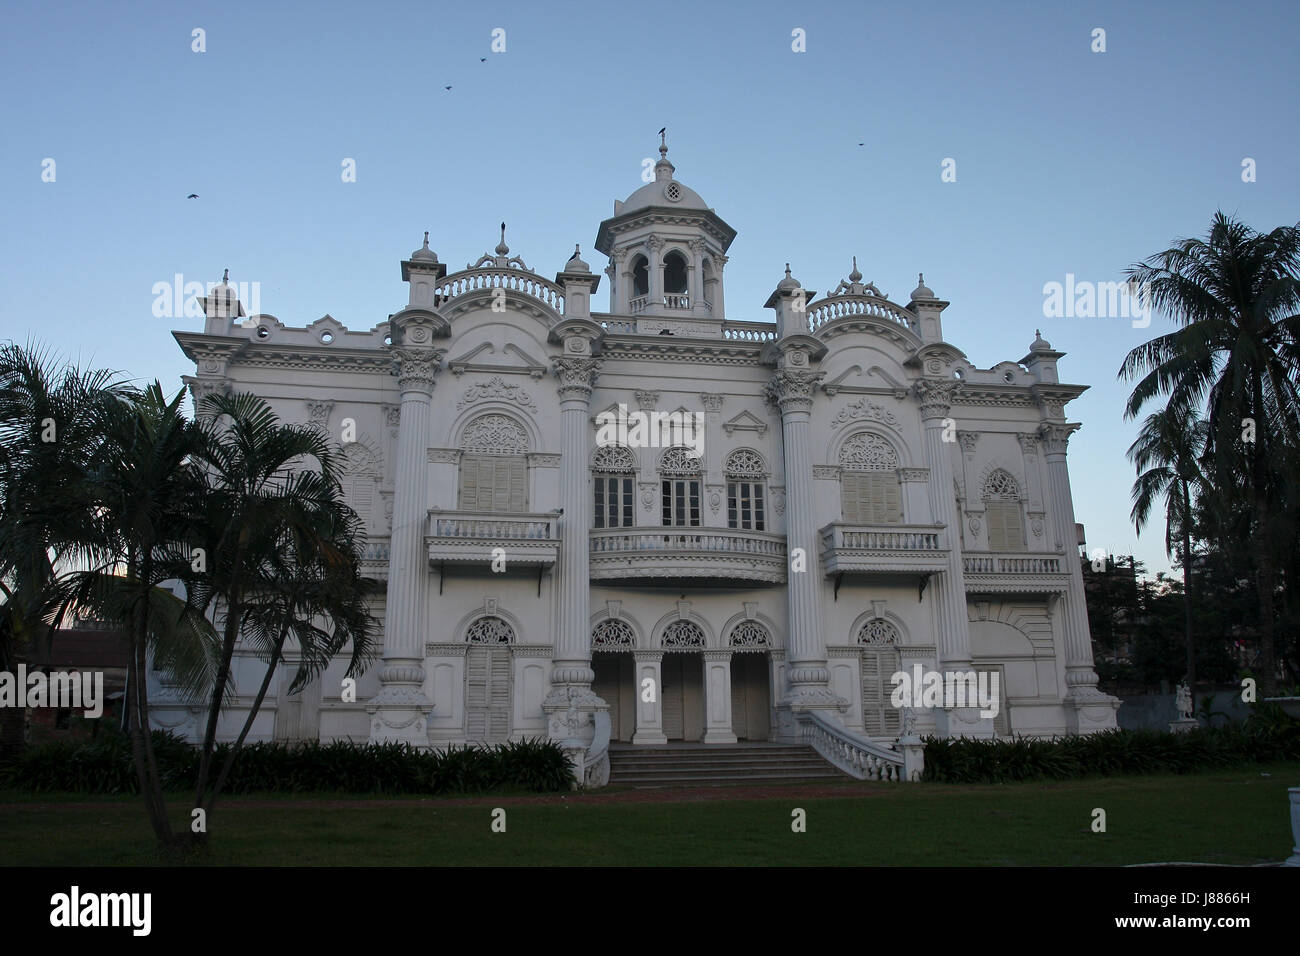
[256,326,270,339]
[665,182,682,202]
[320,331,334,344]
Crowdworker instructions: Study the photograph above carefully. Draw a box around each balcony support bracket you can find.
[918,574,929,603]
[833,572,844,602]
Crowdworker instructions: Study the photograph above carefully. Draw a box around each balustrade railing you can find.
[433,269,565,312]
[798,711,905,782]
[806,296,914,334]
[822,523,944,552]
[590,528,785,556]
[428,511,557,540]
[721,322,778,341]
[962,553,1063,575]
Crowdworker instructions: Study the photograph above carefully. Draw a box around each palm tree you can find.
[205,497,377,812]
[186,392,345,817]
[0,343,126,756]
[1119,212,1300,695]
[65,382,219,845]
[1127,404,1209,695]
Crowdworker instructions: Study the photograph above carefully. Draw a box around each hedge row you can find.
[921,721,1300,784]
[1,731,573,795]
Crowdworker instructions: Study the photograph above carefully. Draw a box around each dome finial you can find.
[222,268,229,284]
[496,221,509,256]
[659,126,667,158]
[911,272,935,300]
[849,256,862,282]
[422,231,430,250]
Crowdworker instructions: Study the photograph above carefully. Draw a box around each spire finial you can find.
[785,263,791,277]
[849,256,862,282]
[659,126,667,158]
[495,221,509,256]
[1036,328,1041,337]
[222,268,229,283]
[422,231,430,250]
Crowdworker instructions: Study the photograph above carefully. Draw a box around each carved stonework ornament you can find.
[839,432,899,471]
[592,618,636,650]
[968,512,982,534]
[391,347,444,391]
[771,487,786,515]
[700,392,724,413]
[457,375,538,412]
[383,404,400,427]
[957,431,979,455]
[635,390,659,411]
[1037,421,1080,455]
[729,621,771,651]
[830,397,901,429]
[857,618,900,647]
[706,484,723,514]
[306,400,334,425]
[552,357,601,399]
[915,378,961,419]
[638,481,656,509]
[1017,432,1038,456]
[898,467,930,483]
[764,368,824,411]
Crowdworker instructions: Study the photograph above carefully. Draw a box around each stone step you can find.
[606,743,849,787]
[611,772,847,787]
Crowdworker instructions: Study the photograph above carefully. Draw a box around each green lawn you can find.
[1,763,1296,866]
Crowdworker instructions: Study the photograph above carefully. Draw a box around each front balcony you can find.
[819,523,950,579]
[961,552,1070,594]
[426,510,560,569]
[589,527,787,586]
[360,535,390,581]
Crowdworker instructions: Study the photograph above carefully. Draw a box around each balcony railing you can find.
[819,522,950,577]
[627,293,696,314]
[961,552,1070,593]
[359,535,390,580]
[427,510,560,567]
[589,527,786,584]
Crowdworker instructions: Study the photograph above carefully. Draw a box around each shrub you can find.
[0,730,573,795]
[921,721,1300,784]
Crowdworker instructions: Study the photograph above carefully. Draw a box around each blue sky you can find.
[2,0,1297,576]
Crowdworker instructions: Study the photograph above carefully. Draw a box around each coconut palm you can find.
[1119,212,1300,695]
[1127,404,1209,693]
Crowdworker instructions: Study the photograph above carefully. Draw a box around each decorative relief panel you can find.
[591,619,636,650]
[830,397,900,429]
[466,617,515,644]
[728,621,771,651]
[457,375,538,412]
[839,432,899,471]
[661,620,706,651]
[462,414,529,455]
[857,619,901,647]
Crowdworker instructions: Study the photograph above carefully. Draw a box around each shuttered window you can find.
[342,476,375,530]
[985,501,1024,552]
[459,455,527,512]
[861,647,902,736]
[465,645,511,742]
[974,664,1011,736]
[841,473,902,524]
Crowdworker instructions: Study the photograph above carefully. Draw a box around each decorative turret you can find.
[401,231,447,309]
[907,272,948,344]
[1020,329,1064,384]
[764,264,814,338]
[199,268,246,335]
[594,135,736,324]
[555,244,601,320]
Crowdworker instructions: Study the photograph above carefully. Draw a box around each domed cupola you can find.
[594,132,737,326]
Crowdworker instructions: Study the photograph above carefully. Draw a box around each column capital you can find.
[915,378,962,420]
[1037,421,1081,456]
[764,367,824,413]
[184,375,230,414]
[390,347,445,393]
[552,356,601,401]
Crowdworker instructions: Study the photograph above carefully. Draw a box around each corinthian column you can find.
[542,319,609,746]
[916,378,991,738]
[368,332,443,745]
[768,363,842,730]
[1039,421,1120,733]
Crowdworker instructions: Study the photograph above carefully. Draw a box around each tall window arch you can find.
[857,618,901,737]
[593,444,636,529]
[631,255,649,297]
[663,250,688,295]
[660,446,701,527]
[459,414,529,512]
[983,469,1024,552]
[839,432,902,524]
[725,449,766,531]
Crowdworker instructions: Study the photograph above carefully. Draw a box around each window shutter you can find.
[881,475,901,524]
[507,457,526,512]
[975,665,1010,736]
[987,502,1024,552]
[489,649,511,739]
[841,474,864,523]
[459,456,480,510]
[861,648,901,736]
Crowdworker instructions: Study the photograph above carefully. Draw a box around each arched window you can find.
[725,449,766,531]
[459,414,529,513]
[339,442,381,533]
[592,444,636,529]
[631,255,649,297]
[660,446,702,527]
[983,469,1024,552]
[857,618,901,737]
[663,250,688,295]
[661,620,705,651]
[839,432,902,524]
[591,619,636,651]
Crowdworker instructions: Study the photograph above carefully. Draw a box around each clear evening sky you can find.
[2,0,1297,578]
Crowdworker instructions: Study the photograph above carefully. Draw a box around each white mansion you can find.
[162,143,1120,783]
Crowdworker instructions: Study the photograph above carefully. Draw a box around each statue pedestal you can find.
[1168,717,1198,734]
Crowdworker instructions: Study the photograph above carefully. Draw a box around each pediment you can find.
[722,409,768,436]
[447,341,547,378]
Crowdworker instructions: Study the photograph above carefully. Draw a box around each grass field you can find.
[2,762,1296,866]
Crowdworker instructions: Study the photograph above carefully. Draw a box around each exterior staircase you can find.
[607,742,850,788]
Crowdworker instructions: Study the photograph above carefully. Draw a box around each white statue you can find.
[1175,682,1192,720]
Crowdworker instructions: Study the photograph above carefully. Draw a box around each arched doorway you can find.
[464,616,513,743]
[590,619,637,742]
[660,621,705,741]
[728,621,772,741]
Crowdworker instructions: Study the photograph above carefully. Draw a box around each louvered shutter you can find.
[974,665,1010,736]
[506,457,526,512]
[986,502,1024,552]
[459,456,481,510]
[350,478,374,531]
[465,646,489,740]
[841,474,865,523]
[488,649,510,740]
[861,648,901,736]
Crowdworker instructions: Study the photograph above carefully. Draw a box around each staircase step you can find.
[605,742,852,788]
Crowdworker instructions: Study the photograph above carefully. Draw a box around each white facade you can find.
[160,143,1120,770]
